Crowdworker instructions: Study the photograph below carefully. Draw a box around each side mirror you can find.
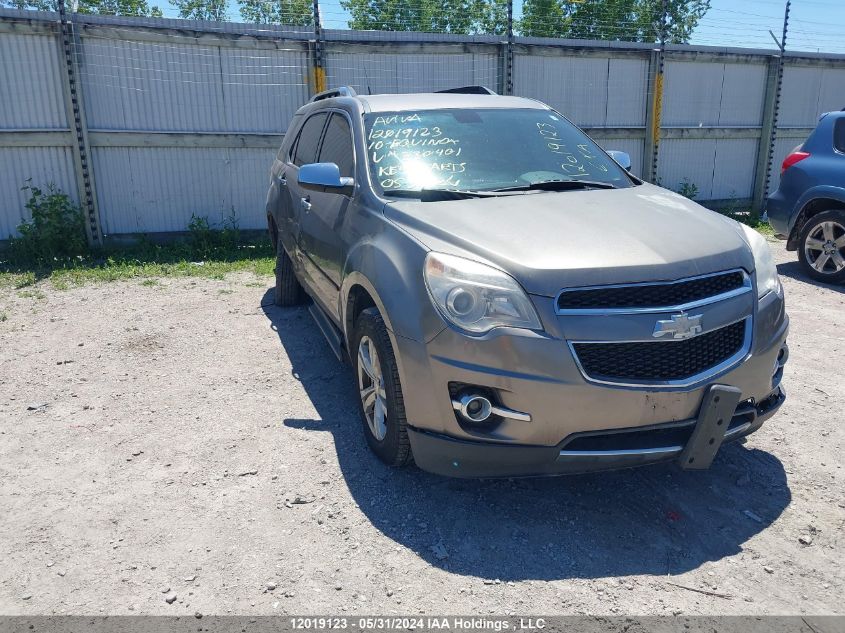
[298,162,354,196]
[607,150,632,172]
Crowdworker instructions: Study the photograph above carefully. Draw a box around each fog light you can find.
[458,394,492,422]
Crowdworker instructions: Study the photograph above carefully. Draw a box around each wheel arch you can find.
[786,190,845,250]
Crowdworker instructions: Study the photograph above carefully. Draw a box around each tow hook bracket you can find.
[679,384,742,470]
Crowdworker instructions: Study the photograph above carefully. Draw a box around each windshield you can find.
[364,108,632,194]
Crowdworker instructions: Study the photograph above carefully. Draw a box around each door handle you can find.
[300,197,311,212]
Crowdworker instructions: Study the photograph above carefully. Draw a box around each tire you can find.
[274,239,303,306]
[351,307,412,467]
[797,209,845,284]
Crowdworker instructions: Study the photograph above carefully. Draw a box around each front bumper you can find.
[391,281,789,478]
[408,386,785,478]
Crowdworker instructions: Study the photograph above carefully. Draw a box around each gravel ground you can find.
[0,241,843,616]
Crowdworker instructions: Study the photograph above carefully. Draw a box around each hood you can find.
[383,183,755,297]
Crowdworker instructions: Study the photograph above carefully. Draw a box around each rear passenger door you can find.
[298,111,355,318]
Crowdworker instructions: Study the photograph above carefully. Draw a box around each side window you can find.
[293,112,328,167]
[318,113,354,178]
[279,115,302,162]
[834,119,845,154]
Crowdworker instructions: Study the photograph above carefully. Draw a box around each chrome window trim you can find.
[567,316,753,389]
[555,269,752,315]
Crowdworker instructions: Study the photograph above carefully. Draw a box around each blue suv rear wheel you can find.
[798,209,845,284]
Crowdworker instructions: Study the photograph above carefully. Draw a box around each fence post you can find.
[642,0,667,183]
[752,56,782,216]
[752,0,790,218]
[56,0,102,247]
[505,0,514,95]
[310,0,326,95]
[497,0,514,95]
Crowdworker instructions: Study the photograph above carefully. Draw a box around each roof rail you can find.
[435,86,497,95]
[310,86,358,103]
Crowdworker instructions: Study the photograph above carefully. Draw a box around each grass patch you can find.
[1,189,274,289]
[1,239,275,289]
[749,219,776,237]
[0,312,7,322]
[18,288,45,300]
[711,205,777,238]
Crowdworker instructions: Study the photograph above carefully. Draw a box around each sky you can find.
[152,0,845,55]
[687,0,845,53]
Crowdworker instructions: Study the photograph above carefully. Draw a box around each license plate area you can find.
[679,384,742,470]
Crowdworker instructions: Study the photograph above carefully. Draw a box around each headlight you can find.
[424,252,542,334]
[740,224,780,298]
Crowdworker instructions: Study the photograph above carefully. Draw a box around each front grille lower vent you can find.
[557,271,745,311]
[572,319,747,383]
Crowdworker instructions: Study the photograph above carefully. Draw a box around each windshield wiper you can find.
[383,188,503,202]
[491,179,618,193]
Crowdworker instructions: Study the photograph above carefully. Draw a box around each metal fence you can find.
[2,6,845,243]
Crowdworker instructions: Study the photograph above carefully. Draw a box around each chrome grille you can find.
[557,271,746,312]
[572,319,747,383]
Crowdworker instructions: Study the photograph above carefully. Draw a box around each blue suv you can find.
[768,109,845,284]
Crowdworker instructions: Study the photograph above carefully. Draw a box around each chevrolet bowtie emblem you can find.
[653,313,703,340]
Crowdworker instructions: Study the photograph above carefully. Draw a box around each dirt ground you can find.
[0,241,843,617]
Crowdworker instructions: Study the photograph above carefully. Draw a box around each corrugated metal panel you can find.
[80,37,225,132]
[663,61,766,127]
[658,138,759,200]
[0,33,67,130]
[712,139,758,199]
[220,46,310,133]
[717,64,767,126]
[779,66,823,127]
[818,68,845,114]
[596,138,643,179]
[657,139,717,199]
[395,53,498,92]
[512,54,610,127]
[325,52,398,95]
[780,66,845,128]
[606,58,648,126]
[0,147,78,238]
[325,51,498,95]
[663,61,723,126]
[93,146,271,234]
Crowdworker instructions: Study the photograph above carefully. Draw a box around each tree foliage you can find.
[237,0,312,25]
[340,0,506,34]
[519,0,565,38]
[169,0,226,21]
[520,0,710,43]
[3,0,161,16]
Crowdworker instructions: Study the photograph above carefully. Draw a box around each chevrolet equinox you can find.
[265,86,789,478]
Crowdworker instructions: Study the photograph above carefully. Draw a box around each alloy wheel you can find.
[357,335,388,441]
[804,221,845,275]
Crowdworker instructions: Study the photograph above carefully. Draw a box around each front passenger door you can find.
[286,112,329,294]
[298,111,355,318]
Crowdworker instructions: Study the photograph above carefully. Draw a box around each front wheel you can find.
[352,308,412,467]
[798,209,845,284]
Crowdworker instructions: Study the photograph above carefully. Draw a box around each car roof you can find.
[346,92,548,113]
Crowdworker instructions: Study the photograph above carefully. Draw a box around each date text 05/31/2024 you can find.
[289,617,548,630]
